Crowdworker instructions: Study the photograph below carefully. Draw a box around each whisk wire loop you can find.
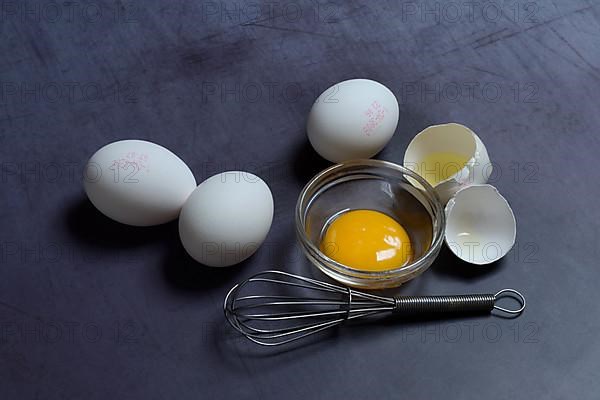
[493,288,526,315]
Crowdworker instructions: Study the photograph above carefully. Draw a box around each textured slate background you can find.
[1,1,599,399]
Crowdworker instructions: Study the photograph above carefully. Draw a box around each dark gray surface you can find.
[1,1,599,398]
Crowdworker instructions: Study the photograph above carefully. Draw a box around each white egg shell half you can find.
[83,139,197,226]
[178,171,274,267]
[404,123,491,204]
[307,79,399,163]
[445,185,516,265]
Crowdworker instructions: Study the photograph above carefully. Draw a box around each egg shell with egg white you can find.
[83,139,197,226]
[404,123,492,204]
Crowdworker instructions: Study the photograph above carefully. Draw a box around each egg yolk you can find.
[320,210,413,271]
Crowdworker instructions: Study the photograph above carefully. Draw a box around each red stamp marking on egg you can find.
[109,152,150,183]
[362,101,386,136]
[124,151,150,172]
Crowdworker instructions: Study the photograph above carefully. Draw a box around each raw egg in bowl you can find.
[295,159,445,289]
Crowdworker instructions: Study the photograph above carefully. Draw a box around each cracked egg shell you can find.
[404,123,492,204]
[444,185,516,265]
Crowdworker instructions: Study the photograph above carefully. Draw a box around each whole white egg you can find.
[83,139,197,226]
[178,171,274,267]
[307,79,399,163]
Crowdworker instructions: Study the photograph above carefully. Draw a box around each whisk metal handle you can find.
[393,289,525,317]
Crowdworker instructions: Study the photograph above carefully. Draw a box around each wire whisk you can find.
[224,270,526,346]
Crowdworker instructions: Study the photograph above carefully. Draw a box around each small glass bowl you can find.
[295,159,445,289]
